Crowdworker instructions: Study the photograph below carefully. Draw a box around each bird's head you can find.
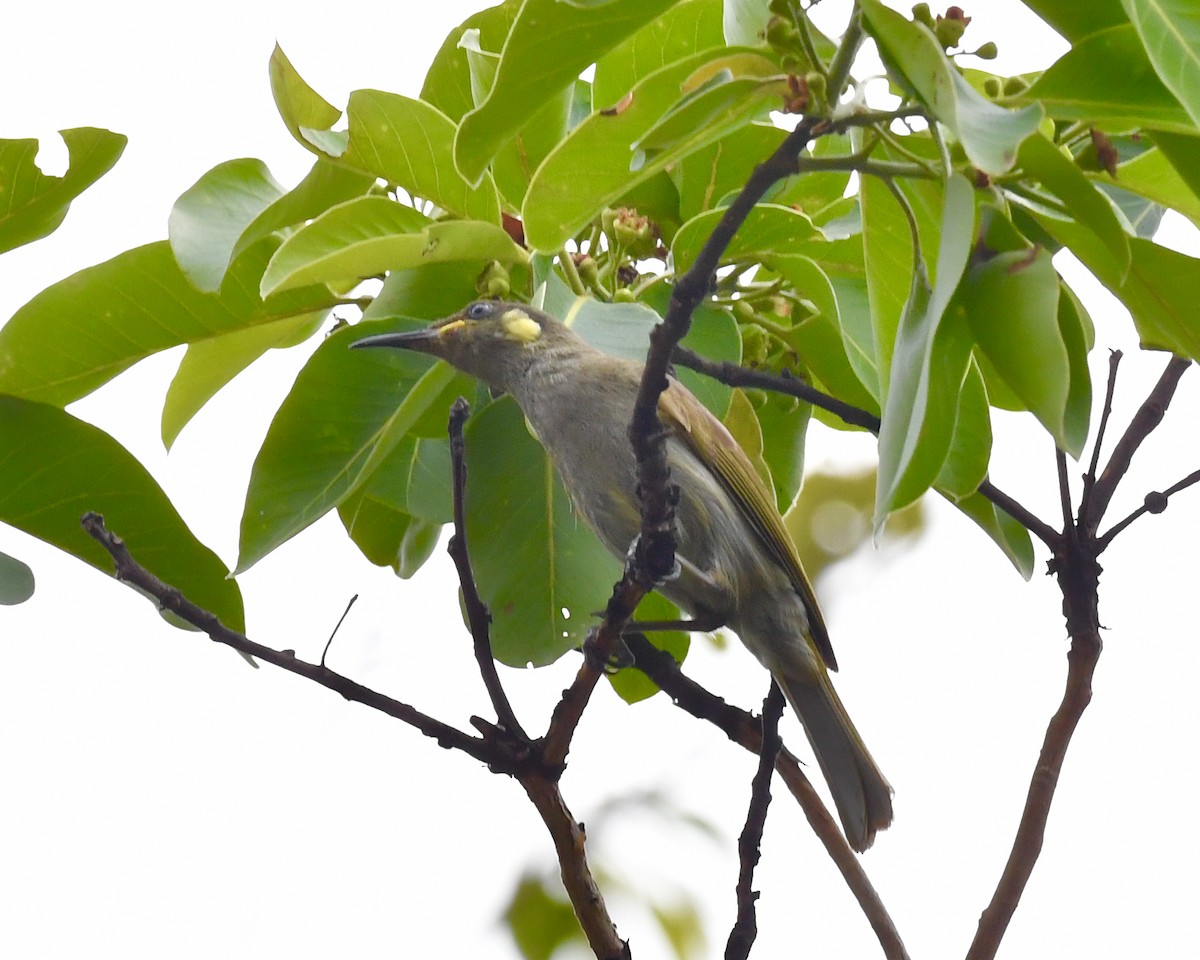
[351,300,577,389]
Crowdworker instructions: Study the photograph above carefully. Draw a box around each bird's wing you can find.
[658,379,838,671]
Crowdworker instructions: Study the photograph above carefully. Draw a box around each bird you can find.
[352,300,893,851]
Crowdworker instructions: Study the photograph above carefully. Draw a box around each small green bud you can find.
[600,207,618,236]
[733,299,757,321]
[575,255,599,285]
[805,71,828,111]
[766,15,800,50]
[974,40,998,60]
[476,260,510,299]
[744,388,769,409]
[612,287,636,303]
[911,3,934,28]
[1002,75,1028,96]
[983,77,1001,98]
[740,324,771,367]
[934,6,971,48]
[611,207,656,258]
[768,0,792,17]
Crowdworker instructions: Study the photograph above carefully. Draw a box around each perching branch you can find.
[624,634,910,960]
[79,511,504,770]
[446,398,528,741]
[726,681,785,960]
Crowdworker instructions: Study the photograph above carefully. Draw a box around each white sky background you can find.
[1,2,1197,958]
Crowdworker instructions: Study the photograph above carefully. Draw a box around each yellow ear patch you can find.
[501,308,542,343]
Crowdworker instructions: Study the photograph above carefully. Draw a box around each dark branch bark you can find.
[625,634,910,960]
[80,511,504,769]
[446,398,528,741]
[726,681,785,960]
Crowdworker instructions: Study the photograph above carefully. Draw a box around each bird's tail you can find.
[778,672,893,852]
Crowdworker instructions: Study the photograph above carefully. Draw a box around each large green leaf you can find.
[419,1,523,122]
[950,488,1035,579]
[1121,0,1200,128]
[1031,211,1200,358]
[875,174,977,523]
[861,0,1042,175]
[1024,25,1197,133]
[671,203,821,272]
[0,240,332,406]
[161,313,324,449]
[259,196,527,296]
[960,249,1082,454]
[523,48,767,251]
[1090,144,1200,226]
[268,44,343,152]
[236,318,461,573]
[1017,133,1130,269]
[463,397,620,667]
[935,360,991,500]
[1152,130,1200,197]
[0,128,126,254]
[675,123,789,220]
[593,0,725,108]
[1019,0,1128,41]
[337,494,443,579]
[0,395,244,630]
[454,0,684,186]
[341,90,502,222]
[169,159,285,292]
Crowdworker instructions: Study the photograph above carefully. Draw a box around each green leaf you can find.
[861,0,1043,174]
[1019,0,1128,42]
[753,388,812,512]
[766,254,880,415]
[463,397,620,667]
[0,550,35,605]
[875,174,977,523]
[1090,144,1200,226]
[960,249,1083,454]
[1121,0,1200,127]
[0,396,244,629]
[233,159,377,263]
[161,313,323,449]
[503,873,586,960]
[593,0,725,109]
[671,202,821,273]
[0,127,126,254]
[168,159,285,292]
[1025,25,1197,133]
[420,1,523,122]
[1032,211,1200,358]
[723,0,769,46]
[338,494,443,579]
[0,240,332,406]
[949,488,1035,579]
[630,54,786,169]
[935,360,991,500]
[259,196,527,296]
[341,90,502,222]
[523,48,764,251]
[675,123,788,220]
[235,318,461,573]
[1017,133,1131,268]
[860,175,913,390]
[268,44,343,152]
[454,0,684,186]
[723,387,776,501]
[1152,130,1200,197]
[608,592,689,703]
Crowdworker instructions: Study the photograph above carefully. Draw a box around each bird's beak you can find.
[351,318,466,354]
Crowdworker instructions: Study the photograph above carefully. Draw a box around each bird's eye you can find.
[466,302,491,320]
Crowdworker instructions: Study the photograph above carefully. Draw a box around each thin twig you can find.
[1099,467,1200,547]
[1081,350,1123,504]
[446,398,528,740]
[726,682,785,960]
[79,512,505,769]
[1083,355,1191,534]
[1055,448,1074,534]
[319,594,358,667]
[624,634,910,960]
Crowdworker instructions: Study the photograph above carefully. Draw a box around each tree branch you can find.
[1099,467,1200,546]
[1082,355,1191,535]
[624,634,910,960]
[726,681,785,960]
[446,398,528,741]
[79,511,507,770]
